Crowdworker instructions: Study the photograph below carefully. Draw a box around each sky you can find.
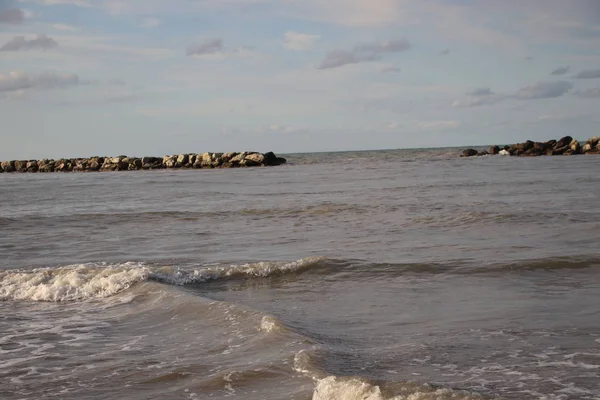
[0,0,599,158]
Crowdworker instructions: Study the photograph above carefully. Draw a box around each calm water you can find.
[1,149,599,400]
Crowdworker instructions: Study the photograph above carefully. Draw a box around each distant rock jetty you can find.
[462,136,600,157]
[0,152,286,173]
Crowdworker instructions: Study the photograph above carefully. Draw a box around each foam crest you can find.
[313,376,384,400]
[0,263,150,302]
[312,376,485,400]
[151,256,326,285]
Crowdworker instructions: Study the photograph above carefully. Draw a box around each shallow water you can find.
[1,149,599,399]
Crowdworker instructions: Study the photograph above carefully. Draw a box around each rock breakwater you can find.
[0,151,286,173]
[462,136,600,157]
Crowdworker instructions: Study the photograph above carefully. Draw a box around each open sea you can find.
[1,148,600,400]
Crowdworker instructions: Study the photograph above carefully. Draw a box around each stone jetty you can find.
[462,136,600,157]
[0,151,287,173]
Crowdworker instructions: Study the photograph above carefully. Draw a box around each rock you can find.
[555,136,573,149]
[129,158,143,170]
[489,145,500,155]
[1,160,15,172]
[245,153,265,165]
[25,161,38,172]
[275,157,287,165]
[163,155,177,168]
[587,136,600,148]
[545,139,557,148]
[38,160,55,173]
[583,143,593,153]
[462,149,478,157]
[177,154,189,165]
[14,160,28,172]
[569,139,581,154]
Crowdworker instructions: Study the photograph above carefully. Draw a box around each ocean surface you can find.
[1,148,600,400]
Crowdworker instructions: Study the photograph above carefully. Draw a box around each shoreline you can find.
[0,151,286,173]
[462,136,600,157]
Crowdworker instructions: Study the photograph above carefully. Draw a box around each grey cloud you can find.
[439,48,450,56]
[452,95,506,108]
[467,87,493,96]
[381,66,401,73]
[0,8,24,24]
[108,78,126,86]
[0,71,80,93]
[186,38,223,56]
[551,66,570,75]
[574,69,600,79]
[574,88,600,98]
[515,80,573,99]
[318,39,410,69]
[1,35,59,51]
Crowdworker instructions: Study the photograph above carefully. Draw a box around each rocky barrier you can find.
[0,151,287,173]
[462,136,600,157]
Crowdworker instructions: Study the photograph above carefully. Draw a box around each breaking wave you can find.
[0,257,327,302]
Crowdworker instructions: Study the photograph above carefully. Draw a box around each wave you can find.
[295,350,487,400]
[0,203,371,227]
[2,255,599,303]
[0,257,327,302]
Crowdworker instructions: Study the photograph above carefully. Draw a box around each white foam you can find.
[0,263,150,302]
[312,376,483,400]
[313,376,385,400]
[151,256,326,286]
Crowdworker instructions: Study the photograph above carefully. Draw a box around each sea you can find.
[1,148,599,400]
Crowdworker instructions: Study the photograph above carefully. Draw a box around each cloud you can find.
[0,8,24,24]
[0,71,81,93]
[0,35,59,51]
[515,80,573,99]
[574,88,600,98]
[417,120,460,130]
[439,48,450,56]
[551,66,570,75]
[186,38,223,56]
[381,66,401,73]
[318,39,410,69]
[21,0,91,6]
[107,78,126,86]
[467,87,494,96]
[52,23,80,31]
[140,17,161,28]
[451,96,505,108]
[574,69,600,79]
[283,31,319,51]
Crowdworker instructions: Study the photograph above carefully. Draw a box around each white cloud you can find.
[283,31,319,51]
[139,17,161,28]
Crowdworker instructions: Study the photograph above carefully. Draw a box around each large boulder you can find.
[245,153,265,165]
[462,149,478,157]
[555,136,573,149]
[569,139,581,154]
[1,160,15,172]
[163,155,177,168]
[177,154,189,165]
[489,145,500,155]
